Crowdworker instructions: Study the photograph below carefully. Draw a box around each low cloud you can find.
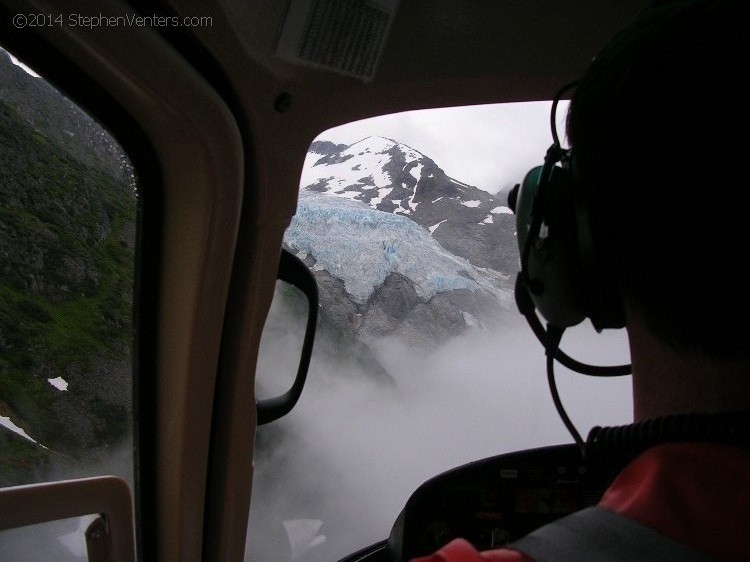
[247,314,632,561]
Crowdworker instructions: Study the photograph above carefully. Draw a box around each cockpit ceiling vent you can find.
[276,0,399,82]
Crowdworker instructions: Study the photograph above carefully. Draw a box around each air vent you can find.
[276,0,399,82]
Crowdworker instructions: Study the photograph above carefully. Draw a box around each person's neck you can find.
[627,317,750,422]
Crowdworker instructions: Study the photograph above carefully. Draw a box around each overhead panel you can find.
[276,0,400,81]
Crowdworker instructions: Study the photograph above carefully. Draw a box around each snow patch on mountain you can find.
[302,137,405,196]
[429,220,447,234]
[285,193,511,305]
[48,376,68,391]
[370,187,393,207]
[1,415,45,447]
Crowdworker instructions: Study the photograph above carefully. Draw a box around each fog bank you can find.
[247,316,632,561]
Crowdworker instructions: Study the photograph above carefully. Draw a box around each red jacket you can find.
[411,443,750,561]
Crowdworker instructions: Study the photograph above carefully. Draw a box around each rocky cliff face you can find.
[289,136,519,351]
[304,136,519,274]
[0,50,136,485]
[0,50,131,184]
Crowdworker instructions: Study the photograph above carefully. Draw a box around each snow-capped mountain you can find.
[302,136,519,274]
[283,136,520,347]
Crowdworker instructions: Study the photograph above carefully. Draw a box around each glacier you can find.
[285,192,512,306]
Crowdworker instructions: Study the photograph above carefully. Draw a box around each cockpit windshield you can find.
[248,102,633,561]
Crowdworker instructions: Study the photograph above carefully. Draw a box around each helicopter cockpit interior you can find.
[0,1,654,560]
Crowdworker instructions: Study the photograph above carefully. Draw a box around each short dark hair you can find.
[567,0,750,358]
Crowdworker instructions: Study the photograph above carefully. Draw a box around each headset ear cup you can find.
[516,162,588,328]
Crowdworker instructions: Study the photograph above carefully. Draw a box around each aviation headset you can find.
[507,84,632,450]
[506,0,707,448]
[508,0,750,455]
[508,83,630,380]
[512,90,623,332]
[510,0,692,338]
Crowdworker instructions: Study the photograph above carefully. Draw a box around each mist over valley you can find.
[248,137,633,561]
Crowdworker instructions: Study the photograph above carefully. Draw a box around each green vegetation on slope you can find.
[0,91,137,481]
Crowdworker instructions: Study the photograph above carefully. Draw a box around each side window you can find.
[0,45,137,498]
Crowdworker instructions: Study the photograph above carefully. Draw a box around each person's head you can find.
[567,0,750,360]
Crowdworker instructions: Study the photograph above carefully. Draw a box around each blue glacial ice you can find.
[285,193,512,306]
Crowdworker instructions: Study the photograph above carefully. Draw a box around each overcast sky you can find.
[314,100,570,195]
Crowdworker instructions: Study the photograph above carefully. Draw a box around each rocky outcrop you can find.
[302,136,520,274]
[0,50,136,475]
